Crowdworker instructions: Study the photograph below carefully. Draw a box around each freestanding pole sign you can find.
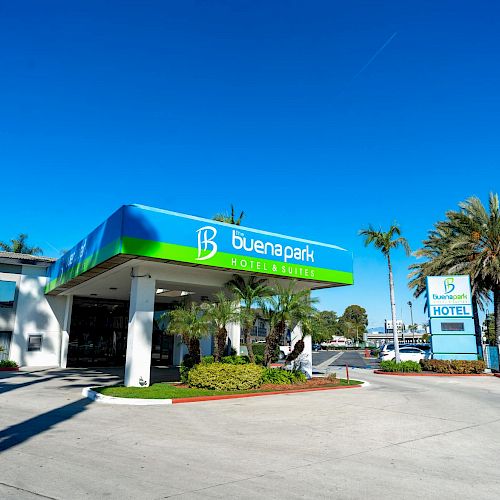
[426,276,478,360]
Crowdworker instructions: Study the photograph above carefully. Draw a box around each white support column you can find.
[124,271,156,387]
[227,303,241,355]
[291,323,312,379]
[60,295,73,368]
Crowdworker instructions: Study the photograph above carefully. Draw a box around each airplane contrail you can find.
[351,31,398,81]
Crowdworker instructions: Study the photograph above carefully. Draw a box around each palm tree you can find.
[225,274,271,362]
[165,303,211,364]
[0,233,42,255]
[213,205,245,225]
[360,224,411,363]
[260,281,318,367]
[408,220,488,349]
[205,291,240,361]
[444,193,500,349]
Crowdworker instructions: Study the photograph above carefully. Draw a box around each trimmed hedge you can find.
[261,368,306,385]
[379,360,422,373]
[420,359,485,374]
[188,363,264,391]
[0,360,18,368]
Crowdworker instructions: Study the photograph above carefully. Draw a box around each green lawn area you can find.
[96,379,362,399]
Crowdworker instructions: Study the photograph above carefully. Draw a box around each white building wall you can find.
[10,265,67,367]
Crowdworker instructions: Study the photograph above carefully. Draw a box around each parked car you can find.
[380,346,427,362]
[379,343,431,356]
[312,343,322,351]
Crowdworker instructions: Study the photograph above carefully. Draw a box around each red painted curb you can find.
[172,384,362,404]
[374,370,490,377]
[0,367,19,372]
[493,374,500,378]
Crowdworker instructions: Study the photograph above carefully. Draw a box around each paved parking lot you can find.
[2,367,500,499]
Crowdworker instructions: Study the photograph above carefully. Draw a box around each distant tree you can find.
[483,313,496,345]
[0,233,42,255]
[341,305,368,331]
[213,205,245,225]
[310,310,340,343]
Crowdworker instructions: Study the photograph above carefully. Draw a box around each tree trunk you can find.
[472,295,482,353]
[387,254,401,363]
[215,326,227,362]
[265,320,285,367]
[495,286,500,352]
[189,337,201,364]
[243,324,255,363]
[285,338,304,364]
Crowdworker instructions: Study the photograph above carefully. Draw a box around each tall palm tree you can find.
[360,224,411,363]
[0,233,42,255]
[205,291,240,361]
[260,281,318,367]
[445,193,500,348]
[213,205,245,225]
[165,303,211,364]
[225,274,271,362]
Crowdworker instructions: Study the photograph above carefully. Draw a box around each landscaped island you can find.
[93,355,362,400]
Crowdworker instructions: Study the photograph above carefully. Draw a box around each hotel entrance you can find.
[68,297,174,367]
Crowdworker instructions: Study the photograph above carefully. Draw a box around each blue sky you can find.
[1,1,499,327]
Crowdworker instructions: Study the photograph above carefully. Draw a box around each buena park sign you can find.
[46,205,354,293]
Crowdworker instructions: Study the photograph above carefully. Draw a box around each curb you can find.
[82,383,363,405]
[374,370,491,377]
[82,387,173,405]
[0,367,19,372]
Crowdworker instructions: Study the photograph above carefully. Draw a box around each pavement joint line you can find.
[160,414,500,498]
[340,402,475,425]
[0,481,59,500]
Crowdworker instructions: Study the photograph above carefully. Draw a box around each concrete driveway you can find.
[1,367,500,499]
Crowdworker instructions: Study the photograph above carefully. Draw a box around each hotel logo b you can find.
[196,226,218,261]
[443,277,455,294]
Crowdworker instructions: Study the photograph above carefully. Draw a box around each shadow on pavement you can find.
[0,398,92,452]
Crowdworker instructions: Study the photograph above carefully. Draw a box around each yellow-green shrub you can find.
[188,363,264,391]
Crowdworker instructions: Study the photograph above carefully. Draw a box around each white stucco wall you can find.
[10,265,67,367]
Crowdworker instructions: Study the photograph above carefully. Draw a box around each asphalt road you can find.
[312,349,375,369]
[2,367,500,499]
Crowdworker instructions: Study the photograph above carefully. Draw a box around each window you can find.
[28,334,43,352]
[441,322,465,332]
[0,280,17,308]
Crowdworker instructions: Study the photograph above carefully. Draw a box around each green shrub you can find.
[252,343,280,363]
[0,360,18,368]
[201,355,215,365]
[180,354,197,383]
[220,355,250,365]
[380,360,422,373]
[261,368,307,385]
[420,359,485,374]
[188,363,264,391]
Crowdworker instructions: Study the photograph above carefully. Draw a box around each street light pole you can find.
[407,301,414,342]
